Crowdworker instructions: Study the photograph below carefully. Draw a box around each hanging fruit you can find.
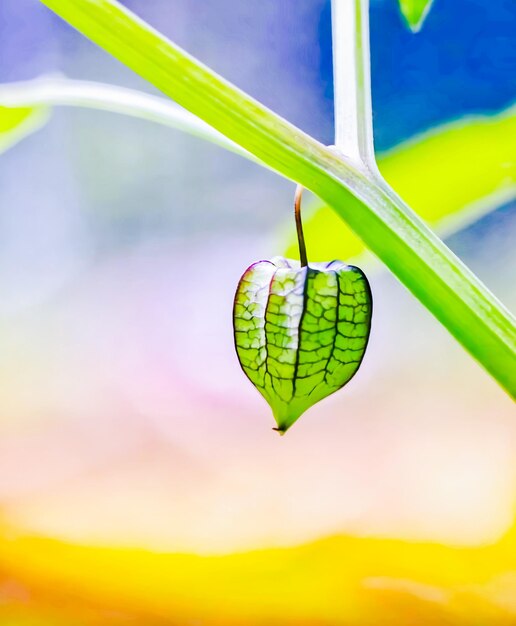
[233,186,372,434]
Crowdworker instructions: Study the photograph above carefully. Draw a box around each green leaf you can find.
[284,107,516,262]
[398,0,434,32]
[234,258,372,433]
[38,0,516,398]
[0,104,49,155]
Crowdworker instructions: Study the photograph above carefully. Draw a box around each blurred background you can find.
[0,0,515,624]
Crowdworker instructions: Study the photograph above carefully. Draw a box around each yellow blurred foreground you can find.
[2,522,516,625]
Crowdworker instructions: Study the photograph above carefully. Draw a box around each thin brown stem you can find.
[294,184,308,267]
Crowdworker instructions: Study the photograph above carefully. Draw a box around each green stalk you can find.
[40,0,516,396]
[0,76,251,160]
[331,0,377,169]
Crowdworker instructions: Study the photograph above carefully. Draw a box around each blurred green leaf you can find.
[284,107,516,262]
[398,0,434,32]
[0,105,49,155]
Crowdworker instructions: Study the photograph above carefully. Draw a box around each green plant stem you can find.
[331,0,376,170]
[39,0,516,396]
[0,76,251,160]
